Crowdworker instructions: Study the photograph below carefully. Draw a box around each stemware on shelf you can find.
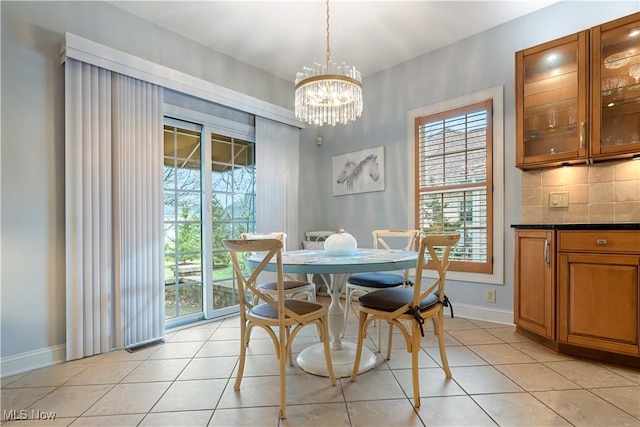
[628,62,640,84]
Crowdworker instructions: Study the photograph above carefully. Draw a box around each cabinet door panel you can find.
[591,12,640,160]
[559,253,639,354]
[515,230,555,338]
[516,32,588,169]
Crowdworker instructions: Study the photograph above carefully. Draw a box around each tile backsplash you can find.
[520,159,640,224]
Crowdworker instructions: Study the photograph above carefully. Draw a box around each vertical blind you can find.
[65,58,164,360]
[112,73,165,349]
[255,117,300,244]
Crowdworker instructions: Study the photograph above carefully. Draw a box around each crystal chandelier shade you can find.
[294,0,363,126]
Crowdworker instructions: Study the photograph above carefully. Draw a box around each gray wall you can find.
[2,0,638,366]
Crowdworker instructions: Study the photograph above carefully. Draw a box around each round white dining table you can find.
[247,248,418,378]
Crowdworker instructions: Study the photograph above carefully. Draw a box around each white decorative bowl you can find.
[324,229,357,256]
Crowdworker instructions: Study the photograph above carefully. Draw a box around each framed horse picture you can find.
[332,146,385,196]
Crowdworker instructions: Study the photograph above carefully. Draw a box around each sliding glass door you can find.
[164,121,204,324]
[163,117,255,326]
[207,133,255,313]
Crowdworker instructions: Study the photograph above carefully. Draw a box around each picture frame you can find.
[332,146,385,196]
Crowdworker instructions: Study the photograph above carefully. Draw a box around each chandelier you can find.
[294,0,363,126]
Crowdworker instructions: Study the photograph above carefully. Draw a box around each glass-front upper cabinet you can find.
[591,12,640,160]
[516,32,589,169]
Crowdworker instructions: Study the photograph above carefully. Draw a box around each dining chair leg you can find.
[279,327,287,419]
[245,323,254,348]
[411,321,421,408]
[350,312,368,382]
[234,322,249,391]
[286,326,294,366]
[321,318,337,385]
[435,311,451,378]
[385,322,394,360]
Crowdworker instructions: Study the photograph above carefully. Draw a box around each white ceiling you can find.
[109,0,559,82]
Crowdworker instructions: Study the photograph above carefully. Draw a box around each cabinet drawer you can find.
[558,231,640,253]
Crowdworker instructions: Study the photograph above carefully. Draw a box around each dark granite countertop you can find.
[511,223,640,230]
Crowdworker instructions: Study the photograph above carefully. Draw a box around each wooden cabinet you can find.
[516,32,589,169]
[513,226,640,367]
[557,230,640,355]
[516,12,640,170]
[514,230,556,339]
[591,12,640,161]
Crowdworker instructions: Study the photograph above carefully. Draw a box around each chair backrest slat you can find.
[380,234,459,318]
[372,229,421,251]
[223,239,285,323]
[414,234,460,306]
[223,238,310,325]
[372,229,421,280]
[241,232,287,251]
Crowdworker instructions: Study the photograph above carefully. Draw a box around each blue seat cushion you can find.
[348,272,405,288]
[358,288,439,312]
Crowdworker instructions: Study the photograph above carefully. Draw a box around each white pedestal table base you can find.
[296,342,377,378]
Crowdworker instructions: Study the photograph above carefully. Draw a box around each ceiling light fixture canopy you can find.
[294,0,363,126]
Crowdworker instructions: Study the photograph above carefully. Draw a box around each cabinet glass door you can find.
[592,13,640,159]
[517,33,588,168]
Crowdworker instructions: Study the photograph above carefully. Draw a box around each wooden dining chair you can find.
[350,234,460,408]
[342,229,421,353]
[241,232,316,303]
[223,238,336,419]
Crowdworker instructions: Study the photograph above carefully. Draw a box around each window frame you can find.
[415,99,494,274]
[407,86,504,285]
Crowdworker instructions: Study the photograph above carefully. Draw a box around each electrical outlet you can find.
[485,289,496,303]
[549,191,569,208]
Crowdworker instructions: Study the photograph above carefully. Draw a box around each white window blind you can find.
[415,99,493,274]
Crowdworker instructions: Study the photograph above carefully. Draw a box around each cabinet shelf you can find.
[524,124,578,143]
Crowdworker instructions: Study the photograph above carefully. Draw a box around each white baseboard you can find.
[451,303,514,326]
[1,344,66,379]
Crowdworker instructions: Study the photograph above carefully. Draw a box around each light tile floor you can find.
[2,298,639,427]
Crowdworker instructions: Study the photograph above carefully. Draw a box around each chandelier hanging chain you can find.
[325,0,331,67]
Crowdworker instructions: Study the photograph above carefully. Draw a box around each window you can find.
[415,99,493,274]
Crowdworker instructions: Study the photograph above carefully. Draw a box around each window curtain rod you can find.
[60,32,304,130]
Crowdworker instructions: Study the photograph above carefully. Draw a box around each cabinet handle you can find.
[579,122,585,149]
[544,239,550,267]
[596,239,607,245]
